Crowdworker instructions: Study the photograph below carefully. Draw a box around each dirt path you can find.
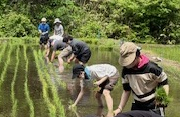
[142,50,180,70]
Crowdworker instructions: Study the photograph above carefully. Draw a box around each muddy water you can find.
[54,48,180,117]
[0,43,180,117]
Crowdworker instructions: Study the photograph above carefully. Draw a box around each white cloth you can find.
[49,35,63,41]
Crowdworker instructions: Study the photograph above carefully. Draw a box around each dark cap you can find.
[72,64,85,79]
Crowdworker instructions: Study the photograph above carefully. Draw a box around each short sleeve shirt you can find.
[54,25,64,36]
[87,64,117,80]
[69,39,90,56]
[53,40,66,51]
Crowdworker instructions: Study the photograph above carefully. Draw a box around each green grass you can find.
[140,44,180,62]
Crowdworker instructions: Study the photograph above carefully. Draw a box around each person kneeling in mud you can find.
[45,38,72,73]
[70,64,119,117]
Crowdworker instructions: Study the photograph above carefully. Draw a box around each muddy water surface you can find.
[0,43,179,117]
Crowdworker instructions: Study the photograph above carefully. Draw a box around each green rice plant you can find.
[155,87,172,107]
[33,50,56,117]
[12,100,18,117]
[23,45,34,117]
[48,63,67,89]
[37,50,65,117]
[11,46,19,117]
[0,45,13,87]
[0,44,7,63]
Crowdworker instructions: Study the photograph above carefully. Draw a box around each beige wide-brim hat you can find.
[119,42,138,66]
[41,17,47,22]
[54,18,61,24]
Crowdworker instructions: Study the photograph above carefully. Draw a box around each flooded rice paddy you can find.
[0,40,180,117]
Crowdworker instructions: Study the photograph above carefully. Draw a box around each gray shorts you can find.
[58,46,72,61]
[98,71,120,93]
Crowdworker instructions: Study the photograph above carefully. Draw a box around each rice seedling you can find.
[0,44,7,63]
[155,87,172,107]
[11,46,19,117]
[33,50,57,117]
[23,45,34,117]
[0,45,13,87]
[48,63,67,89]
[36,50,66,117]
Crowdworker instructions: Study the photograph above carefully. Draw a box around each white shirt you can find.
[87,64,117,80]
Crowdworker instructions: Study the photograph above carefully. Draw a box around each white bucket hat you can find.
[41,17,46,22]
[54,18,61,24]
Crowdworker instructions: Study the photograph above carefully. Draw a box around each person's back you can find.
[70,39,90,56]
[87,64,117,79]
[52,40,66,51]
[63,35,91,64]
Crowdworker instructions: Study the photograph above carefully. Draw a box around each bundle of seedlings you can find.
[155,86,171,108]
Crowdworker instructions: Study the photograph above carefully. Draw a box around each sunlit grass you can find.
[140,44,180,62]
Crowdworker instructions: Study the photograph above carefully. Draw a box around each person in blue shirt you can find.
[38,17,50,49]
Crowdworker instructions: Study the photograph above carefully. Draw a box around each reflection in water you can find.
[73,107,105,117]
[49,49,121,117]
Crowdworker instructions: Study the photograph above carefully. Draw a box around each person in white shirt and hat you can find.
[53,18,64,37]
[48,18,64,43]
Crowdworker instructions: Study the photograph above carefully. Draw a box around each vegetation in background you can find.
[0,0,180,44]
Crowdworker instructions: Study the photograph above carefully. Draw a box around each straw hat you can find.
[119,42,138,66]
[54,18,61,24]
[41,17,47,22]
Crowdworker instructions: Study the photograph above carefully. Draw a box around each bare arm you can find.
[114,90,131,116]
[60,29,64,37]
[72,83,84,106]
[94,76,108,86]
[67,53,76,63]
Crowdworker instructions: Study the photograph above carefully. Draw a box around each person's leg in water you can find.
[58,46,72,73]
[95,91,103,107]
[58,56,64,73]
[103,89,113,117]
